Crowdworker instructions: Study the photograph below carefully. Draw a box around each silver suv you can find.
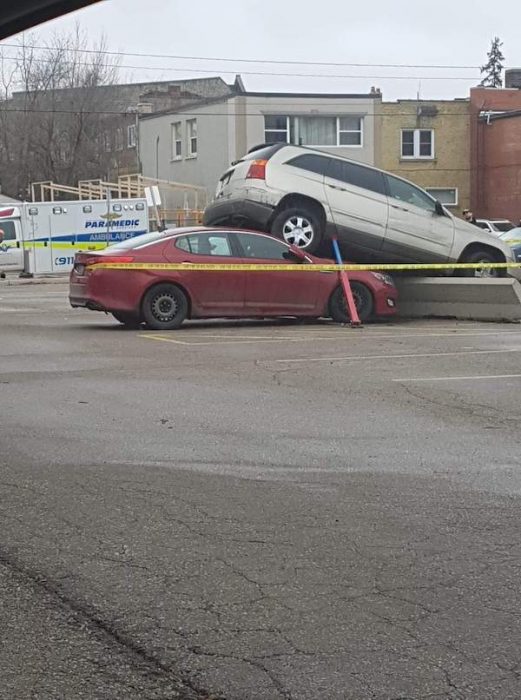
[203,144,513,275]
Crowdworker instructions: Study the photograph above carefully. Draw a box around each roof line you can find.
[237,90,381,99]
[138,95,233,119]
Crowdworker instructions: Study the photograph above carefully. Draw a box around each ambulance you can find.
[0,198,149,275]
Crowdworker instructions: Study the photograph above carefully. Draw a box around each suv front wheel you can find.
[459,249,506,278]
[270,205,324,254]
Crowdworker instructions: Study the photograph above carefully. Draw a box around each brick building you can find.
[470,84,521,224]
[377,99,471,215]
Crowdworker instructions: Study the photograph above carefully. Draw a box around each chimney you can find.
[505,69,521,89]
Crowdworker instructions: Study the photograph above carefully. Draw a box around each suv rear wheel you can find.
[270,205,324,254]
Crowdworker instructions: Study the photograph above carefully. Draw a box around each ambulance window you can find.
[0,221,16,240]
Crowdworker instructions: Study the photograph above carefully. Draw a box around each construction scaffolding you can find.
[31,174,207,228]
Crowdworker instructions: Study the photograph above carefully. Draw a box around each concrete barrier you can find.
[395,277,521,322]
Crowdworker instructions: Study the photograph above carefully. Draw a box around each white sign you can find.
[144,186,162,208]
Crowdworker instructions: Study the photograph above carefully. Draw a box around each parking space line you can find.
[138,329,521,347]
[272,348,521,364]
[140,334,192,345]
[393,373,521,383]
[139,333,344,346]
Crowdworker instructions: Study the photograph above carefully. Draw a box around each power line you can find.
[0,50,480,81]
[0,41,482,71]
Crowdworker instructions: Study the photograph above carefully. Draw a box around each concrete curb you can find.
[395,277,521,322]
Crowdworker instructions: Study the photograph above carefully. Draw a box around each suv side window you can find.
[328,158,386,195]
[176,233,233,256]
[286,154,331,176]
[386,175,436,213]
[236,233,290,260]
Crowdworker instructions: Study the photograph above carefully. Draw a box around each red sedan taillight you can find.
[80,255,134,266]
[74,254,135,275]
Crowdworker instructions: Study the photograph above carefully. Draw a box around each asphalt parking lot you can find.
[2,281,521,700]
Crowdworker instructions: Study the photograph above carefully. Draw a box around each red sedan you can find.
[69,228,398,329]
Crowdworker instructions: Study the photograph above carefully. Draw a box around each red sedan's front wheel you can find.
[142,283,188,330]
[329,283,374,323]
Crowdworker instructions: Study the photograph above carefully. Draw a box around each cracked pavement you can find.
[1,283,521,699]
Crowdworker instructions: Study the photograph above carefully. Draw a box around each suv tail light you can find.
[245,159,267,180]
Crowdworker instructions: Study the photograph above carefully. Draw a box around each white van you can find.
[204,144,513,276]
[475,219,514,235]
[0,198,149,275]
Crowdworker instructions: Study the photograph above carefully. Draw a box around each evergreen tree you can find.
[480,37,505,87]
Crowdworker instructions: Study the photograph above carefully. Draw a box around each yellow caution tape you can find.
[7,242,109,250]
[88,261,521,272]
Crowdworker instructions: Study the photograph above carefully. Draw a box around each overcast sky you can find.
[7,0,521,100]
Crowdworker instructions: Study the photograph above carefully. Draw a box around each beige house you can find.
[376,99,471,215]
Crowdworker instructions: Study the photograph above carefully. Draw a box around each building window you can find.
[187,119,197,157]
[103,132,111,152]
[115,128,124,152]
[264,115,363,147]
[264,115,289,143]
[127,125,136,148]
[401,129,434,159]
[298,116,337,146]
[171,122,182,159]
[338,116,363,146]
[425,187,458,206]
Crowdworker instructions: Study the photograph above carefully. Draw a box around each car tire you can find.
[141,284,188,330]
[270,205,324,254]
[329,282,374,323]
[111,311,142,328]
[459,249,505,278]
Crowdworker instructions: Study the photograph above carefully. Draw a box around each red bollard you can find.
[331,238,362,327]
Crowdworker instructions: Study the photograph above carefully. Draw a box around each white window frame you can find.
[127,124,136,149]
[171,122,182,160]
[186,119,197,158]
[337,116,364,148]
[425,187,458,207]
[401,129,435,160]
[264,115,290,143]
[263,115,363,148]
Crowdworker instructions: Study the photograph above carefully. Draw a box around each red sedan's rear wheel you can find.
[142,283,188,330]
[329,283,373,323]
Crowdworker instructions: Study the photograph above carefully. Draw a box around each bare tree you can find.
[0,25,120,198]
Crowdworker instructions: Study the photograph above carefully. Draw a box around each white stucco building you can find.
[138,77,382,207]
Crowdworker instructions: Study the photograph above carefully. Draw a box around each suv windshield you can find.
[493,221,514,233]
